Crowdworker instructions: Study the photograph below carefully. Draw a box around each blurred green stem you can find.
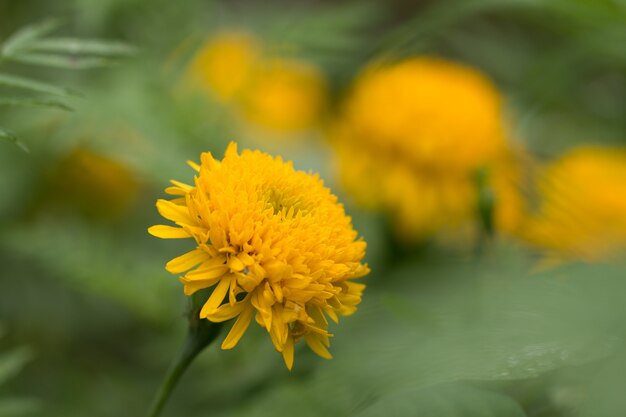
[147,293,222,417]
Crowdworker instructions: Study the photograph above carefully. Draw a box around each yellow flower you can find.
[240,59,328,132]
[523,146,626,262]
[149,143,369,369]
[49,147,138,219]
[188,31,260,102]
[187,31,328,133]
[332,57,522,240]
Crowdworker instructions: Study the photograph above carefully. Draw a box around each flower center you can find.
[264,188,305,217]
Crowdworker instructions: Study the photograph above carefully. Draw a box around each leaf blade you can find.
[0,73,79,97]
[27,38,136,56]
[6,52,114,69]
[0,19,61,57]
[0,97,72,111]
[0,127,29,153]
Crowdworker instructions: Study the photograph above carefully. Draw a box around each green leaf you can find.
[6,53,114,69]
[0,19,60,58]
[27,38,136,56]
[0,347,32,386]
[0,127,29,153]
[0,97,72,111]
[0,73,79,97]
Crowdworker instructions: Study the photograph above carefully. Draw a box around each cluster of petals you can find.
[332,57,523,239]
[149,143,369,369]
[523,146,626,263]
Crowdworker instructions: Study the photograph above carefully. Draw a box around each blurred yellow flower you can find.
[332,57,522,240]
[188,31,260,102]
[240,59,328,132]
[50,147,138,219]
[149,143,369,369]
[188,31,328,132]
[523,146,626,262]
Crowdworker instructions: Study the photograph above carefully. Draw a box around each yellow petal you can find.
[305,333,333,359]
[180,277,220,296]
[251,290,272,331]
[166,248,208,273]
[186,264,229,280]
[199,278,231,317]
[282,336,294,371]
[221,302,254,350]
[170,180,194,190]
[269,308,288,350]
[204,298,247,322]
[148,225,190,239]
[225,142,238,158]
[156,199,194,225]
[187,160,200,171]
[165,187,188,196]
[229,256,245,272]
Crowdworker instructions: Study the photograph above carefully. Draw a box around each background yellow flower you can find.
[46,147,139,219]
[240,59,328,132]
[332,57,523,240]
[523,146,626,262]
[187,31,328,133]
[188,31,260,102]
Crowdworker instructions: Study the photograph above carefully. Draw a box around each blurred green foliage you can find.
[0,0,625,416]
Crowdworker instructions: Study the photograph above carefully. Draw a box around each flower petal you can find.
[199,278,231,317]
[180,277,220,296]
[156,199,194,225]
[186,264,229,280]
[282,336,294,371]
[221,302,255,350]
[305,333,333,359]
[166,248,208,273]
[148,225,190,239]
[204,297,248,322]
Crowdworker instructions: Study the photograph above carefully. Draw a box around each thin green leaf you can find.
[7,53,114,69]
[0,347,32,386]
[28,38,136,56]
[0,97,72,111]
[0,19,60,58]
[0,73,79,97]
[0,127,29,153]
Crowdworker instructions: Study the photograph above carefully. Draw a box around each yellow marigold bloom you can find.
[188,31,260,101]
[149,143,369,369]
[187,31,328,133]
[240,59,328,132]
[333,57,521,240]
[49,147,138,219]
[523,146,626,262]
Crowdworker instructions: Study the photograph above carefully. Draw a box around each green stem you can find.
[146,307,222,417]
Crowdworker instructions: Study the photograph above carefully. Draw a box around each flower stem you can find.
[146,303,222,417]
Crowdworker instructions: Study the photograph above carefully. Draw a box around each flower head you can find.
[188,31,260,102]
[149,143,369,369]
[523,146,626,262]
[50,147,138,219]
[240,58,328,132]
[332,57,522,240]
[187,31,328,133]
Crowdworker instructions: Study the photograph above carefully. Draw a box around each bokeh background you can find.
[1,0,625,416]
